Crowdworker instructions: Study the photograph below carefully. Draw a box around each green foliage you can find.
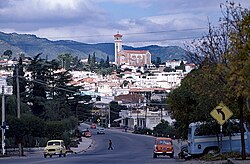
[200,152,241,161]
[109,101,127,123]
[57,53,74,70]
[175,60,185,71]
[3,50,12,59]
[172,3,250,148]
[168,65,243,139]
[5,114,77,147]
[105,56,110,68]
[153,120,176,138]
[134,128,153,135]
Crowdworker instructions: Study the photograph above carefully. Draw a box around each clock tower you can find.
[114,32,122,65]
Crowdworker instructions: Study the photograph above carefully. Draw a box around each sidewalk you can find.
[70,137,93,154]
[23,137,93,156]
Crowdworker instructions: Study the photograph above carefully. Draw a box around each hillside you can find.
[0,32,189,62]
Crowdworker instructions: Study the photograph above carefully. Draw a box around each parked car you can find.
[44,140,67,158]
[90,123,97,129]
[97,128,105,134]
[82,129,91,137]
[153,137,174,158]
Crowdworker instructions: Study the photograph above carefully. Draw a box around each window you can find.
[48,142,60,146]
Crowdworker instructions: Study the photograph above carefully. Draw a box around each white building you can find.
[114,33,151,67]
[118,109,175,130]
[165,59,187,69]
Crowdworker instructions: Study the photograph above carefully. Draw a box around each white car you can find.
[97,128,105,134]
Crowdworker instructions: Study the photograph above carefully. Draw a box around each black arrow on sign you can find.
[216,107,225,120]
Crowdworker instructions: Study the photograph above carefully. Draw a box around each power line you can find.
[0,27,207,47]
[47,27,208,39]
[123,36,202,44]
[0,35,203,47]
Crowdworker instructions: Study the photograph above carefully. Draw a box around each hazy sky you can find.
[0,0,249,47]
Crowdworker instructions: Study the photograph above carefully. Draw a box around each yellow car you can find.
[44,140,67,158]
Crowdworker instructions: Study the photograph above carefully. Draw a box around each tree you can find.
[155,57,161,68]
[26,54,78,119]
[3,50,12,59]
[12,57,26,96]
[153,120,176,138]
[109,101,127,125]
[183,2,250,159]
[87,54,91,65]
[175,61,185,71]
[105,56,110,68]
[168,67,236,139]
[223,3,250,159]
[99,59,105,68]
[57,53,74,70]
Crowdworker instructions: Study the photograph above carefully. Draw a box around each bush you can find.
[134,128,153,135]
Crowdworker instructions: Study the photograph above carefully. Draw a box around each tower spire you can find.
[114,32,122,65]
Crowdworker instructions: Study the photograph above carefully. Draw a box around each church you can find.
[114,33,151,67]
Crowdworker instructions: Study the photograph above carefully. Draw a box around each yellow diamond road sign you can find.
[210,102,233,125]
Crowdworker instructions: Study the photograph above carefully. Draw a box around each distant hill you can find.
[0,31,189,62]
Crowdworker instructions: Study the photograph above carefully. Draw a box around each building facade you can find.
[114,33,151,67]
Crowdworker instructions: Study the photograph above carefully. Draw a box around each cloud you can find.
[0,0,249,47]
[0,0,106,30]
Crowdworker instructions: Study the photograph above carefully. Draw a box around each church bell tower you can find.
[114,32,122,65]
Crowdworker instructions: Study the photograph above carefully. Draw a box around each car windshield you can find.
[157,140,171,145]
[82,129,89,132]
[48,141,60,146]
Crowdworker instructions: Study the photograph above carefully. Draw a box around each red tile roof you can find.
[114,33,122,37]
[123,50,149,54]
[115,94,144,103]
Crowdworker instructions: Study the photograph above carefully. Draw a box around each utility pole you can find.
[1,86,6,155]
[144,98,147,129]
[16,66,22,156]
[16,66,20,118]
[108,104,111,128]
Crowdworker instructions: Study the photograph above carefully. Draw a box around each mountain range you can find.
[0,31,189,62]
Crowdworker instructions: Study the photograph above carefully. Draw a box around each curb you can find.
[73,138,93,154]
[228,158,241,164]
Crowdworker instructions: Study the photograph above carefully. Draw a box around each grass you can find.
[200,152,242,161]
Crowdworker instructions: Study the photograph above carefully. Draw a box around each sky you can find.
[0,0,249,47]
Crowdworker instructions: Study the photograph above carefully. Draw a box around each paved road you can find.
[0,124,181,163]
[0,123,234,164]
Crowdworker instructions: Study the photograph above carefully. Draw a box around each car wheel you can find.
[63,153,66,157]
[204,147,218,155]
[44,154,47,158]
[170,153,174,158]
[59,154,62,157]
[50,155,52,158]
[153,153,157,158]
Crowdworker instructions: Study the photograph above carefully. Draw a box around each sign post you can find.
[0,80,13,155]
[210,102,233,154]
[1,86,5,155]
[1,84,13,155]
